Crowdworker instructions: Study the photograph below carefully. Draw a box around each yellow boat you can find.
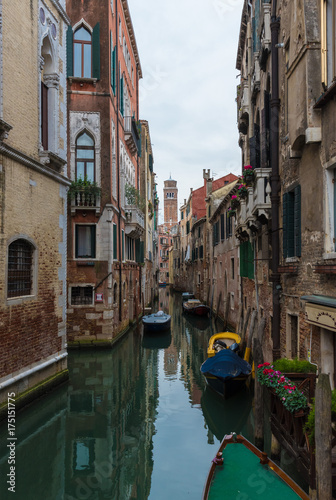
[207,332,242,357]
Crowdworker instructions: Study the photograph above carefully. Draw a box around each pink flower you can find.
[244,165,252,170]
[282,397,286,401]
[231,195,237,200]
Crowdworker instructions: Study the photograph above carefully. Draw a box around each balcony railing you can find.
[125,205,145,238]
[124,116,140,157]
[235,168,271,237]
[70,190,101,216]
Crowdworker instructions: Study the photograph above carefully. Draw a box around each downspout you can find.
[270,0,281,360]
[115,0,122,322]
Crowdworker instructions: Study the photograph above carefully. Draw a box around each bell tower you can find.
[163,176,178,227]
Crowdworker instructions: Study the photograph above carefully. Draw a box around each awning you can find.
[301,295,336,309]
[301,295,336,332]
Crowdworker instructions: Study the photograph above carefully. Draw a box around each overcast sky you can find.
[127,0,244,222]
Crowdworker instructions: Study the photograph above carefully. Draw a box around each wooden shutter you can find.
[247,240,254,279]
[66,26,73,77]
[110,31,113,90]
[91,226,96,258]
[92,23,100,79]
[294,185,301,257]
[120,72,124,116]
[220,214,225,240]
[113,223,117,259]
[121,229,124,261]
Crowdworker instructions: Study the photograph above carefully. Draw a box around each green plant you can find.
[304,389,336,446]
[273,358,317,374]
[125,184,146,212]
[242,165,254,185]
[68,176,101,199]
[237,183,248,198]
[257,362,308,413]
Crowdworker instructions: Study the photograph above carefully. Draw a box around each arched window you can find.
[76,132,95,181]
[74,26,92,78]
[8,239,34,298]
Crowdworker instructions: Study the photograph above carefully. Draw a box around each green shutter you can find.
[120,71,124,116]
[240,243,247,277]
[113,223,117,259]
[283,192,288,258]
[75,225,78,258]
[122,229,124,261]
[92,23,100,80]
[110,31,114,92]
[91,226,96,258]
[294,185,301,257]
[247,240,254,279]
[66,26,73,77]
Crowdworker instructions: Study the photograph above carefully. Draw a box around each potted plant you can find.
[237,183,248,199]
[227,206,236,217]
[257,362,308,414]
[231,194,240,209]
[68,176,101,204]
[242,165,254,186]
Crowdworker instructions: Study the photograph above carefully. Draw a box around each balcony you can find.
[235,168,271,238]
[125,205,145,238]
[70,189,101,216]
[237,81,249,135]
[124,116,140,156]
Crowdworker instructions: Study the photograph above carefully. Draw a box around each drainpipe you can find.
[115,0,122,322]
[270,0,281,360]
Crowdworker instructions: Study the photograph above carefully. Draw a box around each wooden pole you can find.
[253,318,266,450]
[315,373,332,500]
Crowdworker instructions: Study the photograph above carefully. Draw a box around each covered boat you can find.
[142,310,171,333]
[207,332,241,357]
[182,299,210,316]
[200,349,251,399]
[182,292,194,302]
[202,433,309,500]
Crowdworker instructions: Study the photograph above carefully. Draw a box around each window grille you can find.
[8,240,33,298]
[71,286,93,305]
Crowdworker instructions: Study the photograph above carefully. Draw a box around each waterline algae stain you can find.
[0,292,253,499]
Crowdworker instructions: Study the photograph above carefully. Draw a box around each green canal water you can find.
[0,291,254,500]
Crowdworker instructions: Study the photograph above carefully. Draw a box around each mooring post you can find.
[253,318,266,450]
[315,373,332,500]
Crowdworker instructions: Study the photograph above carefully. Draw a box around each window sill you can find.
[68,77,98,87]
[7,294,36,306]
[322,252,336,260]
[313,80,336,109]
[285,256,300,263]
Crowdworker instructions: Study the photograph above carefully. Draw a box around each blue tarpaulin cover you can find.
[201,350,252,380]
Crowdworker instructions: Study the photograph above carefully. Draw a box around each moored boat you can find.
[200,349,251,399]
[182,292,194,302]
[142,310,171,333]
[202,433,310,500]
[182,299,210,316]
[207,332,242,357]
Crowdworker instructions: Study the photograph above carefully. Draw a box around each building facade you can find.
[0,0,70,409]
[66,0,146,345]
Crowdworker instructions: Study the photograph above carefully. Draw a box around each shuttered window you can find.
[92,23,100,79]
[240,240,254,279]
[110,31,116,94]
[113,223,117,260]
[283,186,301,258]
[220,214,225,241]
[120,69,124,116]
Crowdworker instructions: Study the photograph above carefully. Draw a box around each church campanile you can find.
[163,176,178,227]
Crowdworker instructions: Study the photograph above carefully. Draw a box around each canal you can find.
[0,290,254,500]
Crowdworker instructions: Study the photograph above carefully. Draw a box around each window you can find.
[283,185,301,259]
[74,27,92,78]
[226,212,232,238]
[220,214,225,241]
[321,0,336,88]
[113,223,117,260]
[67,23,100,80]
[122,229,125,261]
[213,220,220,246]
[240,240,254,279]
[231,257,235,280]
[181,211,184,220]
[41,82,48,150]
[76,132,95,182]
[113,283,117,303]
[75,225,96,258]
[71,286,94,305]
[8,239,34,298]
[110,32,116,94]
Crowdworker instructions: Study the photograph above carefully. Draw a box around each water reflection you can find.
[0,290,254,500]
